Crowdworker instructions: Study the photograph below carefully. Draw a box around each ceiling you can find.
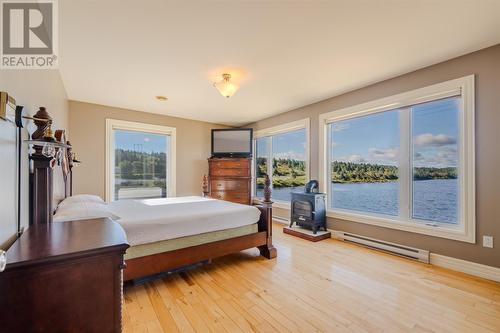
[59,0,500,126]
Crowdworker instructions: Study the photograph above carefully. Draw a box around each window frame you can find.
[105,119,177,202]
[319,75,475,243]
[252,118,310,208]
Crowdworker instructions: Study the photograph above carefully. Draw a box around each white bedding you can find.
[108,196,261,246]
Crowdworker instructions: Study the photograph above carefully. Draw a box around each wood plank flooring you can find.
[123,223,500,333]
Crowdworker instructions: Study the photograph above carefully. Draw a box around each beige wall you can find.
[0,70,68,130]
[0,70,68,249]
[246,44,500,268]
[68,101,229,199]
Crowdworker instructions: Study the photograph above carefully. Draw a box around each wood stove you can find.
[290,192,326,234]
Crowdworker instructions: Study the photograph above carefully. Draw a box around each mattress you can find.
[124,223,258,260]
[108,196,261,247]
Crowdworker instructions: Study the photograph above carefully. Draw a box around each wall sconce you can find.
[16,106,70,160]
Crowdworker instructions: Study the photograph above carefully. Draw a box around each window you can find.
[411,98,460,225]
[330,110,400,216]
[255,137,268,198]
[106,119,176,202]
[254,119,309,203]
[320,76,475,242]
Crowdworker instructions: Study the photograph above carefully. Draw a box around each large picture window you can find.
[320,76,475,242]
[254,119,309,203]
[106,119,176,202]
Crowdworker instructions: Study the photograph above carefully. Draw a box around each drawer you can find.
[210,159,250,169]
[211,191,249,204]
[210,180,249,192]
[211,168,250,177]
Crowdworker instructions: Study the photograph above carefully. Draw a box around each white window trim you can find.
[253,118,310,209]
[319,75,475,243]
[105,119,177,202]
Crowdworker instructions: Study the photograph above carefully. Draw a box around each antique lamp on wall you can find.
[21,107,70,160]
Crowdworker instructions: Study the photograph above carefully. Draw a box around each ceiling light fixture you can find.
[213,73,238,98]
[155,95,168,101]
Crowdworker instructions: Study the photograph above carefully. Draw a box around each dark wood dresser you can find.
[0,218,129,333]
[208,157,251,204]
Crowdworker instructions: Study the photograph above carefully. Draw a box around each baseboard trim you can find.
[430,253,500,283]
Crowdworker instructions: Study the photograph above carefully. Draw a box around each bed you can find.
[106,193,275,281]
[31,138,276,281]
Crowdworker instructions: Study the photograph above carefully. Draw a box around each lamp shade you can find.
[214,73,238,98]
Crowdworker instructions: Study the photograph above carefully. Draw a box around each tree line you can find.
[256,157,306,187]
[256,158,457,187]
[332,161,457,183]
[114,149,166,186]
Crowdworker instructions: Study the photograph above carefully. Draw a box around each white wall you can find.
[0,70,68,249]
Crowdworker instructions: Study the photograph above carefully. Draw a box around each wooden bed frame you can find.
[30,116,276,282]
[123,175,276,281]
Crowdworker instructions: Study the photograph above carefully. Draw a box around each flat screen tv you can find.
[211,128,253,158]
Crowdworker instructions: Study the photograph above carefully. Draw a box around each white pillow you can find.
[58,194,105,209]
[53,202,120,222]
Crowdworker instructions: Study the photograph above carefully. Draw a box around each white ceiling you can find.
[60,0,500,126]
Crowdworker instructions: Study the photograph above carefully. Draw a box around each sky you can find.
[256,128,307,161]
[331,96,459,168]
[115,130,168,153]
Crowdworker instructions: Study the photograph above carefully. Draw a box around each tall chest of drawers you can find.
[208,157,252,205]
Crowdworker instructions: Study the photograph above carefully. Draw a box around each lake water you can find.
[259,179,458,224]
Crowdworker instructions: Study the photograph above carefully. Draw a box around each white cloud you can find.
[413,146,458,168]
[331,123,350,132]
[335,148,398,165]
[273,150,305,160]
[414,133,456,147]
[439,146,458,154]
[368,147,398,162]
[336,154,366,163]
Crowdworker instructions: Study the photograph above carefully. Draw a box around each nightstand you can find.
[0,218,129,332]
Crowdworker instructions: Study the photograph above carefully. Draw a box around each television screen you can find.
[211,129,253,157]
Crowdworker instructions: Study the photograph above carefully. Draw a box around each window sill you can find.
[326,210,475,243]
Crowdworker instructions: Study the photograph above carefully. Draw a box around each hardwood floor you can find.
[123,223,500,333]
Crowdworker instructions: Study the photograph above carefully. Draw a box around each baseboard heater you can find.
[332,230,430,264]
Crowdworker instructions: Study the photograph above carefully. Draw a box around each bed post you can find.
[66,141,74,197]
[202,174,209,197]
[258,174,277,259]
[29,107,54,225]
